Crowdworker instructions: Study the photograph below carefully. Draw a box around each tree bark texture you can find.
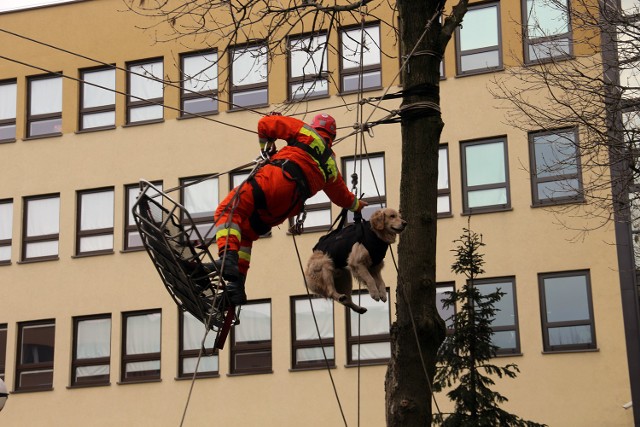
[385,1,467,425]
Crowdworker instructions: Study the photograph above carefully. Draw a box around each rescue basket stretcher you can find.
[131,180,239,349]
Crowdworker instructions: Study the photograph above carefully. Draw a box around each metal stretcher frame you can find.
[131,180,238,349]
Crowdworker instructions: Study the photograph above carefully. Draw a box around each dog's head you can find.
[369,208,407,244]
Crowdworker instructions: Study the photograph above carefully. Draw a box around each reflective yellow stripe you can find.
[238,250,251,262]
[298,126,338,181]
[215,227,241,241]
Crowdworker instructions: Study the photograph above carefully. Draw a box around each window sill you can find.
[289,365,336,372]
[67,382,111,389]
[175,374,220,380]
[75,125,116,134]
[0,261,11,266]
[227,370,273,377]
[11,387,53,394]
[287,93,330,103]
[72,250,115,259]
[177,111,219,120]
[120,247,146,254]
[461,206,512,216]
[122,119,164,128]
[524,54,574,67]
[542,347,599,355]
[17,256,60,265]
[494,352,523,358]
[117,378,162,385]
[227,104,269,113]
[531,199,586,208]
[23,133,63,141]
[437,213,453,219]
[345,360,389,368]
[0,138,16,144]
[455,66,504,78]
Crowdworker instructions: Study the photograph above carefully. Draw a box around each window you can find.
[342,153,386,221]
[181,50,218,116]
[289,34,329,100]
[345,290,391,365]
[291,295,335,370]
[620,0,640,14]
[229,44,268,109]
[124,181,162,251]
[0,324,6,380]
[0,79,17,142]
[79,67,116,131]
[180,175,219,243]
[126,58,164,124]
[71,315,111,387]
[298,191,332,232]
[76,188,114,256]
[0,200,12,264]
[15,320,55,391]
[121,310,161,382]
[340,23,382,93]
[436,282,455,334]
[522,0,572,63]
[22,194,60,262]
[539,270,597,352]
[438,145,452,216]
[27,74,62,138]
[529,128,583,205]
[475,277,521,355]
[455,2,502,75]
[179,311,218,378]
[230,300,272,374]
[617,22,640,101]
[461,138,510,214]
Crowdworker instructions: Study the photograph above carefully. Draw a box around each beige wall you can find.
[0,1,635,426]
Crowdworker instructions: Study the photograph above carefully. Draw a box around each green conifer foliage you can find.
[432,228,546,427]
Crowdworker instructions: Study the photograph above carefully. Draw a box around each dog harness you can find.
[313,221,389,269]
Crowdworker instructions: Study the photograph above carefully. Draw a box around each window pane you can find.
[534,131,578,177]
[77,318,111,359]
[351,342,390,360]
[231,89,268,108]
[27,197,60,237]
[183,356,218,375]
[537,179,580,200]
[232,45,268,86]
[477,281,515,328]
[0,201,12,240]
[290,35,328,77]
[468,188,507,208]
[437,196,450,214]
[291,80,329,99]
[548,325,592,346]
[130,62,163,100]
[344,156,385,197]
[130,105,163,122]
[183,177,218,219]
[460,51,500,72]
[183,52,218,93]
[183,312,216,350]
[0,246,10,262]
[303,209,331,228]
[29,118,62,136]
[82,111,116,129]
[341,26,381,69]
[465,142,506,186]
[81,190,114,230]
[31,77,62,115]
[21,324,55,364]
[297,346,334,362]
[0,82,17,120]
[526,0,570,38]
[295,298,333,339]
[26,241,58,258]
[80,235,113,253]
[492,330,517,350]
[436,285,454,328]
[342,71,381,92]
[126,313,161,354]
[460,6,498,50]
[529,38,571,61]
[438,148,449,190]
[234,302,271,343]
[544,275,590,322]
[349,292,389,336]
[184,98,217,115]
[0,124,16,141]
[83,69,116,108]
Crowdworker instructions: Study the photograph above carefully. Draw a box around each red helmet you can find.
[310,113,337,141]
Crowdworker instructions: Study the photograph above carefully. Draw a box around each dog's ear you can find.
[370,210,385,231]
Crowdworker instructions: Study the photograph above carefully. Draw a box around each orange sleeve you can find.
[257,116,304,146]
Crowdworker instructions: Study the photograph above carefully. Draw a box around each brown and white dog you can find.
[304,208,407,313]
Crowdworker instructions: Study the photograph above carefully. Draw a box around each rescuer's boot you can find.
[214,250,240,282]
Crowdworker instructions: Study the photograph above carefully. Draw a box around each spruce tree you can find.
[432,227,546,427]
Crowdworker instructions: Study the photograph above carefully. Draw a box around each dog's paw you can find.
[380,294,387,303]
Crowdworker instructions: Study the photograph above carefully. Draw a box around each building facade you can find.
[0,0,638,426]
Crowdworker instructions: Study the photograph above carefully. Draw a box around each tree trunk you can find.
[385,1,466,425]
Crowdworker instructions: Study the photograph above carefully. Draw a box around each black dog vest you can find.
[313,221,388,269]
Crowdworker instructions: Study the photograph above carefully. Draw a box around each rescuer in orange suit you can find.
[212,113,367,305]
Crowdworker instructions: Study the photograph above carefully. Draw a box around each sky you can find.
[0,0,76,12]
